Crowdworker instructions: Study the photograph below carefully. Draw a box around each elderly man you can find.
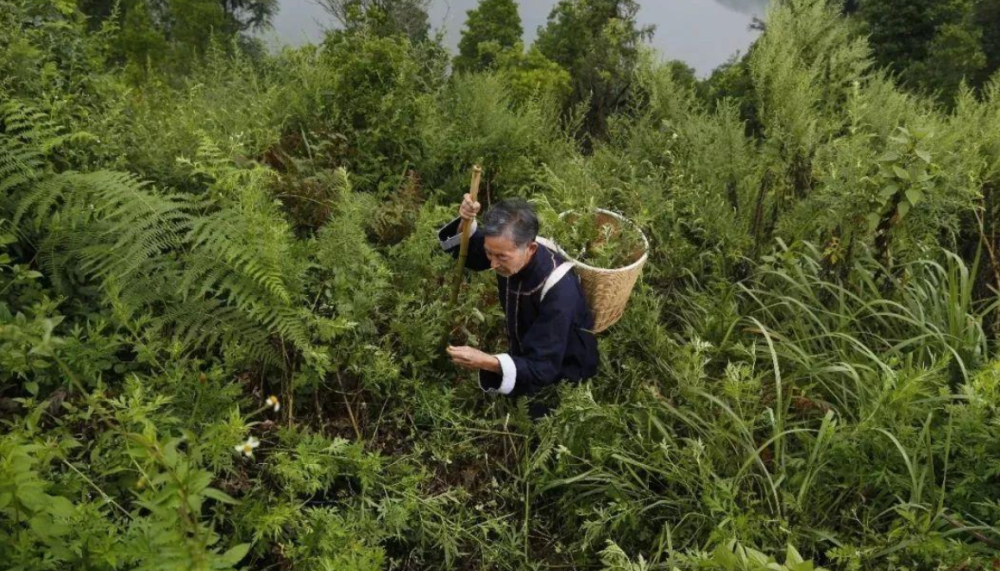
[441,194,598,412]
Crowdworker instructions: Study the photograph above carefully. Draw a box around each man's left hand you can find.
[446,346,500,372]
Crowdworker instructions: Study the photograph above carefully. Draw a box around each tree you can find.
[117,1,170,69]
[911,22,987,99]
[842,0,862,14]
[858,0,991,100]
[220,0,278,32]
[80,0,277,34]
[169,0,228,57]
[77,0,276,73]
[974,0,1000,79]
[454,0,522,73]
[704,52,761,136]
[319,0,431,43]
[535,0,654,140]
[497,43,571,103]
[858,0,947,74]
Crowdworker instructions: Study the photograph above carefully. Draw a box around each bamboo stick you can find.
[449,165,483,308]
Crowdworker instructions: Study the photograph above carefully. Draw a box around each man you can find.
[441,194,598,414]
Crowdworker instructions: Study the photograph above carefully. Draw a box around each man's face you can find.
[484,234,537,278]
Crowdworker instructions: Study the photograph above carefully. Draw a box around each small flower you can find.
[265,395,280,412]
[234,436,260,458]
[555,444,571,461]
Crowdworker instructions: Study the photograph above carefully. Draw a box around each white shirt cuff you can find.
[439,219,476,250]
[495,353,516,395]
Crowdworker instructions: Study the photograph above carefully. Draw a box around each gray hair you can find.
[480,198,539,248]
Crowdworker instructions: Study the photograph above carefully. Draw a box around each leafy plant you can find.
[539,201,646,269]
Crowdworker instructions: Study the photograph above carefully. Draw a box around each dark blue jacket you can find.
[439,217,599,397]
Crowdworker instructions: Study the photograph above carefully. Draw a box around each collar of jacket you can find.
[503,243,559,292]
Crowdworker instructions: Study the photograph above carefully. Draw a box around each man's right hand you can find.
[459,193,481,221]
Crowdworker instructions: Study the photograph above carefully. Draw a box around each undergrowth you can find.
[2,0,999,570]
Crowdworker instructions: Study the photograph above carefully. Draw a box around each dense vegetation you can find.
[2,0,1000,569]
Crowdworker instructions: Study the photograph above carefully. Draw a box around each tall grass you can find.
[533,242,1000,567]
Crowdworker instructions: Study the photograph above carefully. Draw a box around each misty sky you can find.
[264,0,771,76]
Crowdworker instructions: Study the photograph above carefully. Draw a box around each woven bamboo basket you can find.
[539,209,649,333]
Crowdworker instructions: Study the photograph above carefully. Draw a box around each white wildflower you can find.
[234,436,260,458]
[265,395,280,412]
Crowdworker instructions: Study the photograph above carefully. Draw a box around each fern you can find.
[0,101,98,199]
[174,137,315,358]
[2,105,319,371]
[0,101,52,197]
[159,296,284,368]
[183,210,293,305]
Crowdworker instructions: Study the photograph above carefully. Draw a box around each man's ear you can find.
[525,242,538,256]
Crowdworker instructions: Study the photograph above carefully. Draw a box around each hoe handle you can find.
[450,166,483,307]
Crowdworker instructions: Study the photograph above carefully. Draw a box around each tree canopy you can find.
[535,0,654,139]
[454,0,523,73]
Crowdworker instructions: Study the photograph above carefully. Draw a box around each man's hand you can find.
[459,193,481,222]
[446,346,500,372]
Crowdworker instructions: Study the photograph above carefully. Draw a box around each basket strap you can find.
[541,262,575,302]
[535,236,559,252]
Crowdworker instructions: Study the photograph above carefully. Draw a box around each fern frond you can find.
[8,108,318,371]
[160,296,284,369]
[0,100,96,161]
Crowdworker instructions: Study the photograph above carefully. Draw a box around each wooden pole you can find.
[449,165,483,308]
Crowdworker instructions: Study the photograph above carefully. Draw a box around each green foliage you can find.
[700,543,830,571]
[422,72,574,197]
[859,0,955,73]
[975,0,1000,73]
[539,206,646,269]
[0,389,255,571]
[454,0,523,73]
[857,0,999,102]
[909,21,988,101]
[704,53,761,135]
[93,43,285,187]
[496,43,573,105]
[0,0,110,103]
[79,0,277,75]
[531,246,1000,566]
[318,0,432,43]
[116,1,171,71]
[4,1,1000,570]
[4,105,330,371]
[749,0,871,202]
[313,28,444,189]
[603,541,831,571]
[536,0,654,138]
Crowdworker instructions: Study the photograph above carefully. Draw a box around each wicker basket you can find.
[539,209,648,333]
